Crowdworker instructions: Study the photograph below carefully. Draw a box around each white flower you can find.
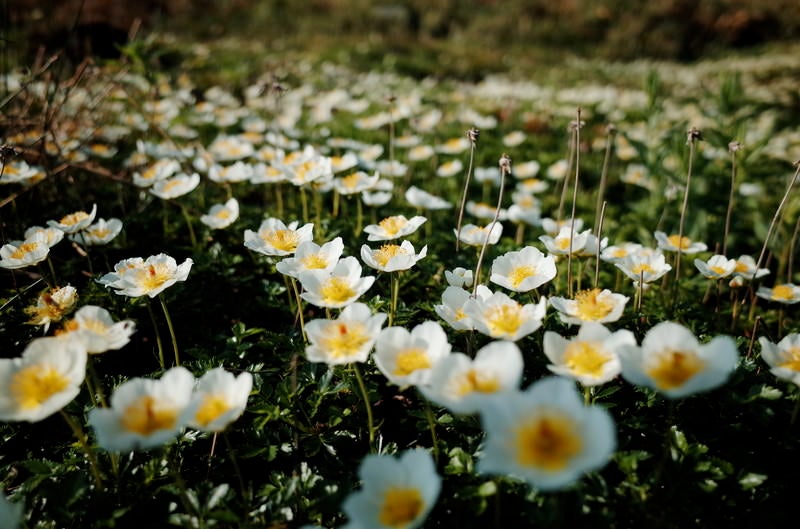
[188,368,253,432]
[244,218,314,256]
[756,283,800,304]
[490,246,556,292]
[149,173,201,199]
[334,171,380,195]
[101,253,193,298]
[543,323,635,386]
[360,241,427,273]
[654,231,707,254]
[47,204,97,233]
[694,254,737,279]
[420,341,523,415]
[549,288,629,326]
[200,198,240,230]
[25,285,78,330]
[72,218,123,246]
[133,159,180,188]
[615,252,672,285]
[464,290,547,341]
[618,321,738,399]
[63,305,136,354]
[539,226,590,256]
[342,449,441,529]
[363,215,427,242]
[208,162,254,183]
[0,233,50,269]
[436,159,463,178]
[374,321,451,388]
[276,237,344,279]
[435,136,470,154]
[477,377,616,490]
[455,223,503,247]
[759,334,800,387]
[503,130,526,147]
[541,218,583,235]
[304,303,386,364]
[405,186,452,210]
[299,257,375,309]
[434,285,486,331]
[88,367,196,451]
[23,225,64,247]
[444,267,473,288]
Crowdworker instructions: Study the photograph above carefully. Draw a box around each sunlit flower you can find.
[72,218,123,246]
[490,246,556,292]
[0,233,50,269]
[477,376,616,490]
[503,130,527,147]
[362,190,393,206]
[541,218,583,235]
[539,226,590,256]
[0,336,87,422]
[360,241,427,273]
[88,367,196,451]
[23,225,64,248]
[276,237,344,278]
[756,283,800,304]
[434,285,490,332]
[47,204,97,234]
[444,267,473,288]
[514,160,541,179]
[305,302,386,364]
[731,254,770,282]
[375,160,407,178]
[464,291,547,341]
[363,215,427,242]
[342,449,441,529]
[330,152,359,173]
[615,252,672,285]
[25,285,78,331]
[61,305,135,354]
[0,160,45,185]
[420,341,523,415]
[407,144,435,162]
[549,288,629,326]
[466,201,508,221]
[208,135,255,161]
[654,231,707,254]
[299,256,375,308]
[455,223,503,247]
[759,334,800,387]
[694,254,736,279]
[244,218,314,256]
[101,253,193,298]
[543,323,635,386]
[620,163,656,190]
[546,159,569,180]
[435,136,470,154]
[133,159,180,187]
[200,198,239,230]
[516,177,548,194]
[436,159,463,178]
[599,242,644,263]
[618,321,738,398]
[150,172,201,199]
[188,368,253,432]
[334,170,380,195]
[374,321,451,388]
[208,162,254,183]
[405,186,452,210]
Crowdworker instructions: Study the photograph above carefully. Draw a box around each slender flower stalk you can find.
[390,271,400,326]
[456,127,480,252]
[674,127,702,301]
[60,410,104,488]
[290,277,307,342]
[594,124,616,233]
[352,363,376,449]
[556,124,577,222]
[723,141,741,255]
[753,161,800,282]
[788,215,800,282]
[567,109,584,298]
[146,298,166,370]
[595,201,607,289]
[473,154,510,295]
[159,293,180,367]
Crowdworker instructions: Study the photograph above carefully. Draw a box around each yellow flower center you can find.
[141,263,171,291]
[320,277,356,305]
[214,209,232,220]
[300,253,328,270]
[378,216,405,237]
[80,318,108,334]
[10,242,38,260]
[91,144,110,153]
[563,341,610,378]
[772,285,794,300]
[667,234,691,250]
[454,368,500,396]
[646,350,705,390]
[320,322,369,359]
[60,211,90,225]
[484,303,525,337]
[778,347,800,371]
[515,413,583,471]
[120,395,178,435]
[509,265,536,288]
[341,172,361,189]
[89,227,111,239]
[393,348,431,377]
[161,179,183,193]
[631,263,654,275]
[194,394,231,427]
[734,261,750,273]
[709,265,729,276]
[10,364,70,410]
[379,487,425,528]
[262,229,300,252]
[374,244,407,267]
[612,248,628,258]
[4,165,19,175]
[454,308,466,321]
[574,289,614,321]
[556,237,572,251]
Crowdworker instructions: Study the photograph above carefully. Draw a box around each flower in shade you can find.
[0,232,50,269]
[541,218,584,235]
[276,237,344,279]
[88,367,196,451]
[304,302,386,364]
[759,334,800,387]
[549,288,628,326]
[363,215,427,242]
[455,223,503,247]
[694,254,736,279]
[47,204,97,234]
[150,173,201,200]
[490,246,556,293]
[200,198,239,230]
[405,186,452,210]
[61,305,136,354]
[73,218,124,246]
[374,321,451,388]
[0,336,87,422]
[756,283,800,304]
[133,159,179,187]
[420,341,523,414]
[100,253,193,298]
[434,285,488,332]
[618,321,738,398]
[23,225,64,248]
[25,285,79,331]
[244,218,314,257]
[729,254,770,287]
[444,267,473,288]
[342,449,441,529]
[299,257,376,309]
[361,241,427,273]
[543,323,635,386]
[477,377,616,490]
[188,368,253,432]
[654,231,707,254]
[464,290,547,341]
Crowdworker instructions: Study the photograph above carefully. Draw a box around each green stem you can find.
[60,410,104,489]
[291,277,307,342]
[352,363,376,449]
[300,186,309,224]
[146,298,166,370]
[390,272,400,326]
[179,204,198,250]
[424,400,440,463]
[159,294,180,367]
[87,356,108,408]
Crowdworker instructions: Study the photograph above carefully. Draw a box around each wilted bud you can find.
[499,153,512,173]
[605,123,617,135]
[687,127,703,143]
[728,141,742,153]
[467,127,480,144]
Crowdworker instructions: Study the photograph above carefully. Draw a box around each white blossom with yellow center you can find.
[61,305,136,354]
[188,368,253,432]
[757,283,800,305]
[759,333,800,386]
[47,204,97,234]
[464,290,546,341]
[299,256,376,309]
[244,218,314,257]
[100,253,193,298]
[374,321,451,388]
[364,215,427,242]
[550,288,629,326]
[275,237,344,279]
[544,322,634,386]
[361,241,427,273]
[490,245,557,293]
[200,198,239,230]
[655,230,708,254]
[0,233,50,270]
[304,303,386,365]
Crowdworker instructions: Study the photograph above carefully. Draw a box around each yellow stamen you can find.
[194,394,231,427]
[667,234,691,250]
[646,350,704,390]
[484,303,524,337]
[772,285,794,301]
[300,253,328,270]
[778,347,800,371]
[378,216,405,237]
[454,368,500,396]
[563,341,610,378]
[10,364,70,410]
[121,395,178,435]
[10,242,38,260]
[320,322,369,359]
[59,211,90,226]
[516,413,583,471]
[262,229,300,252]
[379,487,425,528]
[509,265,536,288]
[320,277,356,305]
[374,244,407,267]
[574,289,614,321]
[393,348,430,377]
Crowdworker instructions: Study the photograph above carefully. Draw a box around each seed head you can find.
[728,141,742,153]
[467,127,480,144]
[499,153,512,173]
[687,127,703,144]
